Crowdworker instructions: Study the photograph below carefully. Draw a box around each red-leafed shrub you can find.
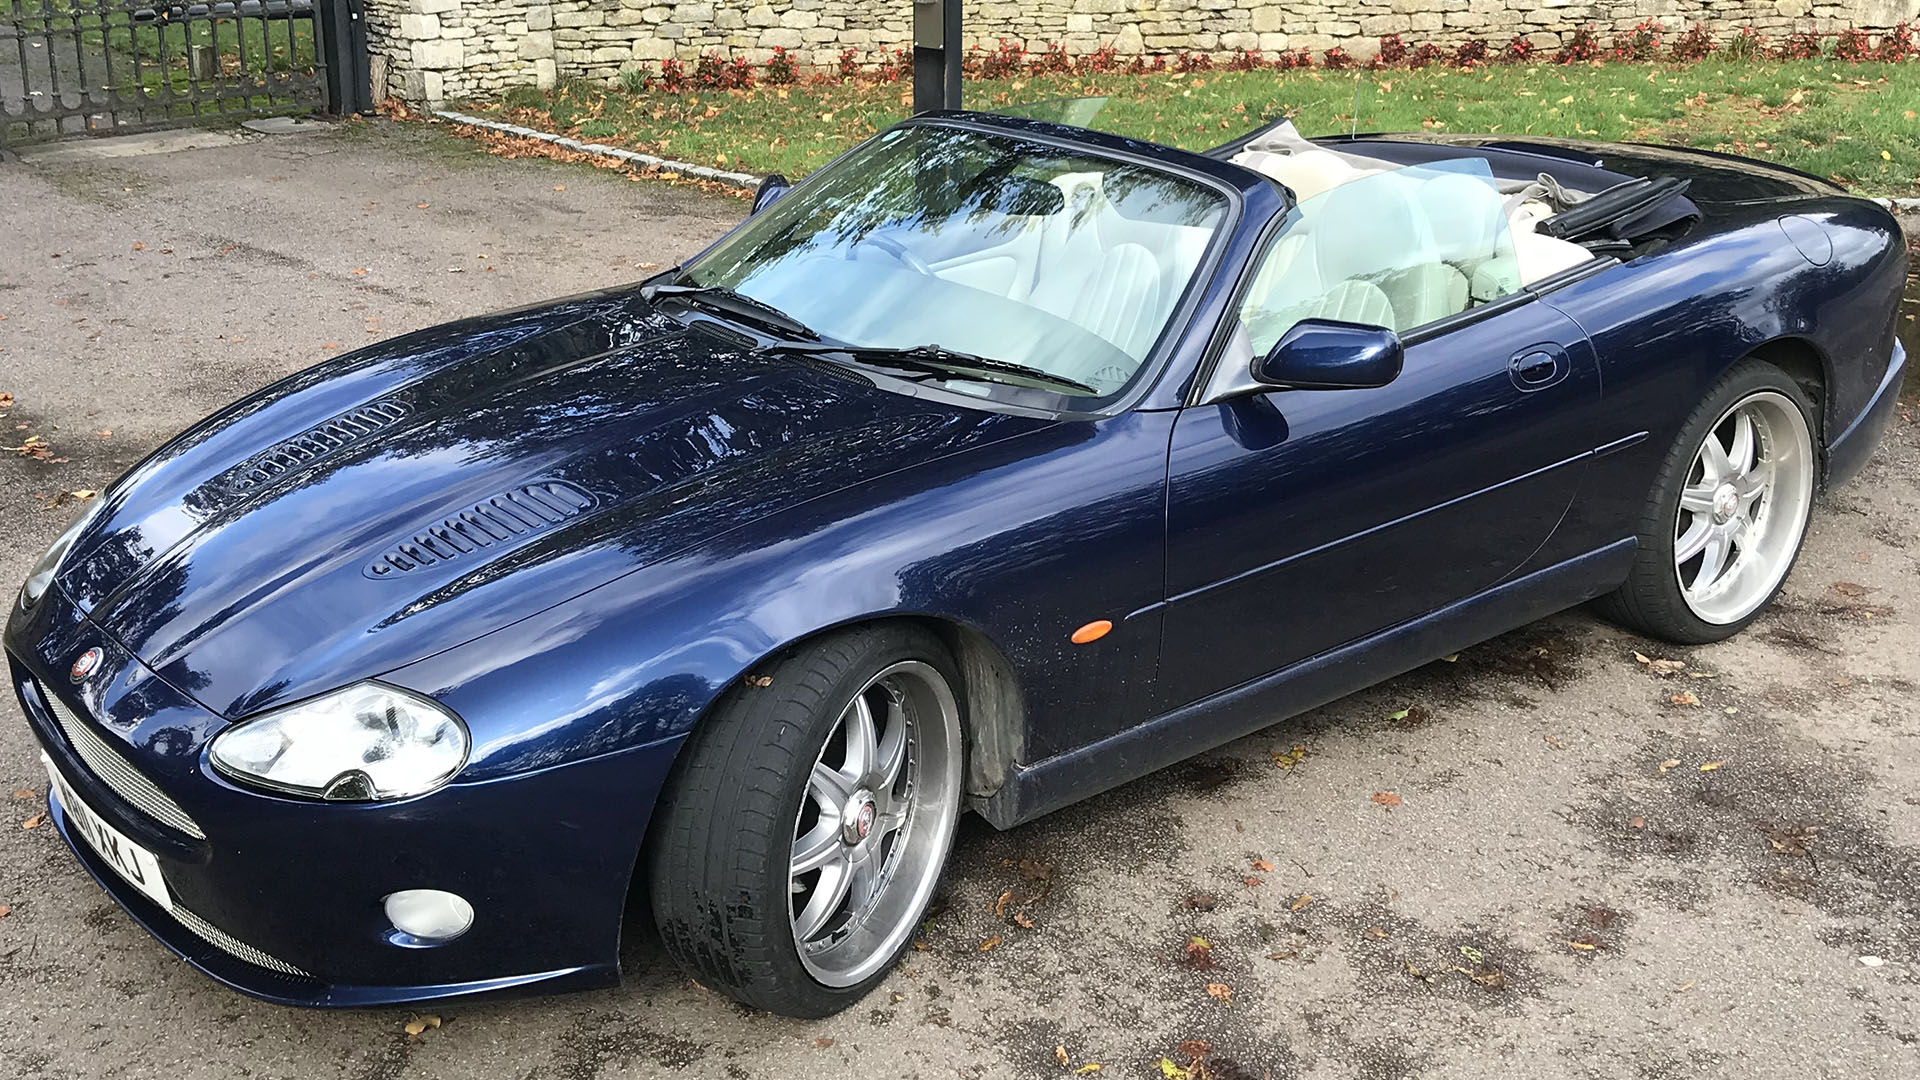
[1273,47,1313,70]
[975,38,1027,78]
[1080,43,1121,73]
[1030,41,1073,74]
[1724,27,1768,60]
[1226,47,1266,71]
[1777,30,1823,60]
[1408,41,1445,68]
[837,46,860,81]
[878,47,913,81]
[1322,45,1354,70]
[1376,33,1407,66]
[1834,27,1875,61]
[1174,50,1215,72]
[648,56,688,93]
[1668,22,1716,61]
[1501,35,1535,63]
[1556,24,1601,64]
[1454,38,1489,67]
[1878,21,1917,61]
[763,46,796,85]
[1610,20,1662,61]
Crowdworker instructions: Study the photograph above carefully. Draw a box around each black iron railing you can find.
[1,0,363,148]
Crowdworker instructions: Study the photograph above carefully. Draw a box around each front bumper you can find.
[8,586,680,1007]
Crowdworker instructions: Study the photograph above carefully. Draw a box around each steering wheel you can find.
[851,234,934,276]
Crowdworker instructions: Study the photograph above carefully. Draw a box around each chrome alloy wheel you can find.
[789,660,960,987]
[1673,391,1814,625]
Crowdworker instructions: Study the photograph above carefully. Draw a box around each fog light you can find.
[384,889,474,944]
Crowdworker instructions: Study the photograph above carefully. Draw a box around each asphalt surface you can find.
[2,121,1919,1080]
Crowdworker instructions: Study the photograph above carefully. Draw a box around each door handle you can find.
[1508,345,1569,391]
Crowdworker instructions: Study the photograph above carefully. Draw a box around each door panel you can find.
[1158,300,1598,711]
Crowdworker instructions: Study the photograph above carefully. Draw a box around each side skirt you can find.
[973,537,1638,829]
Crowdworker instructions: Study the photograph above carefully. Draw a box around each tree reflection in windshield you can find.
[682,124,1228,398]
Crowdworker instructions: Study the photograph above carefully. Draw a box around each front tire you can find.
[1594,359,1818,644]
[647,624,963,1017]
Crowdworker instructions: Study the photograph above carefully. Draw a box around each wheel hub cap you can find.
[1711,483,1739,523]
[844,792,877,844]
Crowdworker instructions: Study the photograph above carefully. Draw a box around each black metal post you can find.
[911,0,962,115]
[320,0,373,116]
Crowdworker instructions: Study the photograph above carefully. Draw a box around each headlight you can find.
[20,496,106,609]
[210,682,469,801]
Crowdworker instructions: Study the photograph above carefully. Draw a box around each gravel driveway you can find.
[2,120,1917,1080]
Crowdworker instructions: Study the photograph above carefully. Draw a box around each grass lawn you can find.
[464,58,1920,196]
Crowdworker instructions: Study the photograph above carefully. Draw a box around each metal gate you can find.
[1,0,369,149]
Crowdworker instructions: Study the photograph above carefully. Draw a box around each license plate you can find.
[42,754,173,912]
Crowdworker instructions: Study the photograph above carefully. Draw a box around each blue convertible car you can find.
[8,108,1907,1016]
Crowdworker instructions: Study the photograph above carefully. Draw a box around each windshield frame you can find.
[671,113,1248,418]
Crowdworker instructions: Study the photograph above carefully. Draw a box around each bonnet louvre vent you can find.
[225,399,413,492]
[364,481,596,579]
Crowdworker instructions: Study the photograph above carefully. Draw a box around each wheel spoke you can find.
[1698,429,1734,482]
[791,818,842,877]
[1736,459,1773,500]
[1727,409,1756,476]
[843,693,878,780]
[1693,531,1730,591]
[793,855,852,941]
[1676,518,1713,563]
[874,699,907,790]
[872,807,908,840]
[845,848,881,911]
[1679,484,1718,515]
[810,760,856,814]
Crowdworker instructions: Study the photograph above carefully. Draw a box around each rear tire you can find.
[1593,359,1818,644]
[647,624,963,1017]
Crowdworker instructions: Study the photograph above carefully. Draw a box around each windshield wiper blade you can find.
[645,283,819,339]
[760,341,1098,396]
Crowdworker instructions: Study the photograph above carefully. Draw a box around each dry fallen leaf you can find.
[1074,1065,1103,1075]
[1204,982,1233,1003]
[1658,759,1682,775]
[1629,816,1646,829]
[402,1015,441,1038]
[1012,912,1035,929]
[993,888,1013,917]
[814,1036,834,1049]
[22,812,47,830]
[1371,791,1402,807]
[1251,858,1275,873]
[1158,1059,1190,1080]
[1183,892,1217,912]
[11,789,34,800]
[979,935,1002,952]
[1567,940,1598,951]
[1673,979,1696,992]
[553,185,566,191]
[1699,760,1725,772]
[1183,936,1215,969]
[1289,893,1313,912]
[0,904,11,918]
[1668,690,1701,707]
[1056,1045,1072,1067]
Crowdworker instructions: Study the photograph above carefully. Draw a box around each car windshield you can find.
[678,123,1230,399]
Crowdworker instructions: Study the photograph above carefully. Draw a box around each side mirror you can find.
[752,173,792,215]
[1253,319,1403,390]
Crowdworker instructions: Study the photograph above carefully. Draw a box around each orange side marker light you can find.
[1071,619,1113,644]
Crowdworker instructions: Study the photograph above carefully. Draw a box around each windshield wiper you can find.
[759,341,1099,396]
[644,283,819,339]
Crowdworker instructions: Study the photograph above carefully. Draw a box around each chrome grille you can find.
[41,690,206,840]
[172,904,313,979]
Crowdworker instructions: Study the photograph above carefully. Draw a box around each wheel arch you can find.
[1744,335,1831,444]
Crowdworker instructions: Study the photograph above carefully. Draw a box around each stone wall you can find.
[370,0,1920,103]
